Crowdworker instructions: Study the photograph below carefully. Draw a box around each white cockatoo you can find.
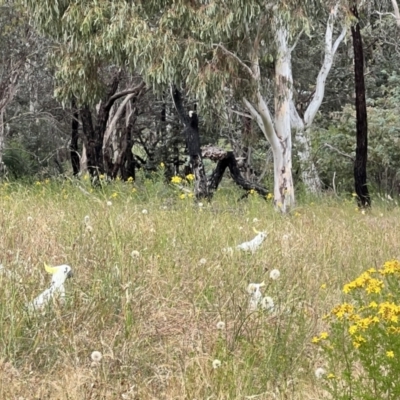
[237,228,267,253]
[28,264,73,310]
[247,282,265,311]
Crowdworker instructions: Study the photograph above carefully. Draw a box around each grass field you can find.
[1,175,399,399]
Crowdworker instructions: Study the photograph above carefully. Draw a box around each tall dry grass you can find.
[0,177,399,399]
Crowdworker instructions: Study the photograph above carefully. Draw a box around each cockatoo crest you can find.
[44,263,58,274]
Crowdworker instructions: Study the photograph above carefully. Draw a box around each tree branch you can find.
[303,2,346,127]
[391,0,400,28]
[324,143,354,161]
[213,43,256,80]
[105,82,146,109]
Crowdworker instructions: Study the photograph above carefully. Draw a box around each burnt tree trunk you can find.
[70,98,80,175]
[203,146,269,198]
[172,87,209,199]
[80,106,99,178]
[351,5,371,207]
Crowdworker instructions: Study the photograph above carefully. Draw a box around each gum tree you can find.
[24,0,348,211]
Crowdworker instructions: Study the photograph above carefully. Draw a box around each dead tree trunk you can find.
[203,145,269,198]
[351,5,370,207]
[70,98,80,175]
[172,87,210,199]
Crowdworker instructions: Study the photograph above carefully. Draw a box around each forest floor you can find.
[1,175,399,399]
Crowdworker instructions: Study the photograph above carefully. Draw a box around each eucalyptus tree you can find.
[23,0,349,211]
[0,0,33,175]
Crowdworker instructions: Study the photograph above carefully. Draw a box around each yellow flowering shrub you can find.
[315,260,400,399]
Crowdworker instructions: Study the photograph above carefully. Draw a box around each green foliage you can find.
[313,72,400,194]
[2,140,39,179]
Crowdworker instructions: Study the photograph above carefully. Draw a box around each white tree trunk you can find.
[391,0,400,28]
[292,3,346,193]
[243,25,295,213]
[273,26,295,211]
[80,143,88,173]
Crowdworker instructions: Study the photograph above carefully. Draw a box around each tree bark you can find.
[80,106,99,178]
[70,99,80,175]
[272,25,295,212]
[203,145,269,198]
[351,5,370,207]
[171,87,209,200]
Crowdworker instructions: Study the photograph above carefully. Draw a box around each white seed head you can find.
[199,258,207,265]
[84,215,90,224]
[27,216,33,222]
[315,367,326,379]
[261,296,274,311]
[212,359,221,369]
[106,201,112,206]
[222,247,233,256]
[91,351,103,362]
[252,218,259,223]
[198,202,203,207]
[269,269,281,280]
[142,209,148,214]
[131,250,140,258]
[216,321,225,330]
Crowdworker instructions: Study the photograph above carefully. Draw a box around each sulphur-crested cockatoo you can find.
[28,264,73,310]
[237,228,267,253]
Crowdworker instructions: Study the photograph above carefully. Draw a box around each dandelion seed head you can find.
[142,209,148,214]
[261,296,274,311]
[91,351,103,362]
[216,321,225,330]
[269,269,281,280]
[253,218,259,223]
[315,367,326,379]
[27,216,33,222]
[107,201,112,206]
[199,258,207,265]
[212,359,221,369]
[198,202,203,207]
[222,247,233,255]
[131,250,140,258]
[84,215,90,224]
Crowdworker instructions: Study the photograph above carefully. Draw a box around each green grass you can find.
[0,176,399,399]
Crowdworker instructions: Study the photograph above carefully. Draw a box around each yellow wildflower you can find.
[160,162,165,168]
[320,332,329,340]
[179,193,186,199]
[266,193,273,200]
[311,337,320,344]
[186,173,195,181]
[320,283,327,289]
[171,176,182,184]
[331,303,354,320]
[327,373,336,379]
[127,176,134,182]
[387,350,395,358]
[349,325,358,335]
[111,192,118,198]
[381,260,400,275]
